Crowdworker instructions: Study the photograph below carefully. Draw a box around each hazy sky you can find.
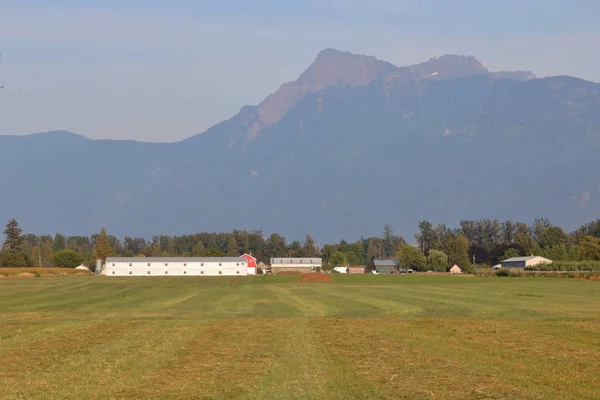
[1,0,599,142]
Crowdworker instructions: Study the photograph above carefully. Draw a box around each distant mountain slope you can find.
[1,50,599,241]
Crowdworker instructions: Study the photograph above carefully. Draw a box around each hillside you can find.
[1,50,599,241]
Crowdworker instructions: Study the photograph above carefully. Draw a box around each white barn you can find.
[104,257,247,277]
[500,256,552,270]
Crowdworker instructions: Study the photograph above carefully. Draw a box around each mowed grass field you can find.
[1,275,599,399]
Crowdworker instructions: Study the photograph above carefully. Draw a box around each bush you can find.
[508,269,523,277]
[257,267,264,275]
[525,261,600,272]
[496,268,510,277]
[52,250,83,268]
[0,251,28,267]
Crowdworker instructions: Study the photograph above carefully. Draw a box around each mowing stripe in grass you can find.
[252,318,390,400]
[267,286,329,317]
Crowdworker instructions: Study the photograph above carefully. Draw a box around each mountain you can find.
[1,50,599,242]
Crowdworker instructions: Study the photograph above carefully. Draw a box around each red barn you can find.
[240,253,258,275]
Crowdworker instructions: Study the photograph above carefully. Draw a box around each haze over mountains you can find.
[1,49,599,242]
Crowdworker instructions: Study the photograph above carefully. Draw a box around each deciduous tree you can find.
[192,241,205,257]
[397,246,427,271]
[427,250,448,272]
[329,252,347,267]
[52,249,83,268]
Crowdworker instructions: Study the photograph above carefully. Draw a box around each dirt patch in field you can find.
[297,273,334,283]
[17,272,35,277]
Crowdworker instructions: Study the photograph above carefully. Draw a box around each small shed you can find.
[450,265,462,274]
[348,265,365,274]
[374,260,398,274]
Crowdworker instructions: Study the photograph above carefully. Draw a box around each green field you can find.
[1,275,599,399]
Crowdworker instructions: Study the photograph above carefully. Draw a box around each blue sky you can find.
[1,0,599,141]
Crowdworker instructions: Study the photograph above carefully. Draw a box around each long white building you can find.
[270,258,322,274]
[104,257,247,276]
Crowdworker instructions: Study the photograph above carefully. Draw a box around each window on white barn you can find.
[129,263,132,266]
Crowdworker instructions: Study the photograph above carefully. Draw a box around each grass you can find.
[0,274,599,399]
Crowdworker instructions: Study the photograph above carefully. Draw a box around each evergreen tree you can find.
[0,218,27,267]
[302,234,317,258]
[93,228,113,262]
[227,236,238,256]
[53,233,66,252]
[366,238,383,261]
[192,241,205,257]
[382,224,395,257]
[2,218,24,252]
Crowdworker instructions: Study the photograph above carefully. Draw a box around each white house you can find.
[500,256,552,269]
[104,257,247,276]
[270,258,322,274]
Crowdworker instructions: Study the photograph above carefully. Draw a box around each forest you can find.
[2,217,600,272]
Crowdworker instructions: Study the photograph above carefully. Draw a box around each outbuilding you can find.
[348,265,366,274]
[270,258,322,274]
[240,253,258,275]
[374,260,398,274]
[500,256,551,270]
[450,265,462,274]
[104,257,247,276]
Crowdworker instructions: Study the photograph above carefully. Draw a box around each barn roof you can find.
[374,260,398,266]
[270,258,322,264]
[106,257,244,263]
[501,256,551,263]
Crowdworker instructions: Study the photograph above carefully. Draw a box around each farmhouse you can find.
[270,258,322,274]
[104,257,247,276]
[240,253,258,275]
[500,256,552,269]
[374,260,398,274]
[348,265,365,274]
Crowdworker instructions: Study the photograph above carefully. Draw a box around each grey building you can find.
[374,260,398,274]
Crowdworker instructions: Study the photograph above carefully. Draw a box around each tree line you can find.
[2,217,600,271]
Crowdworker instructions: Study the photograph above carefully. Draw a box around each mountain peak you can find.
[409,54,488,79]
[217,50,538,140]
[244,49,393,139]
